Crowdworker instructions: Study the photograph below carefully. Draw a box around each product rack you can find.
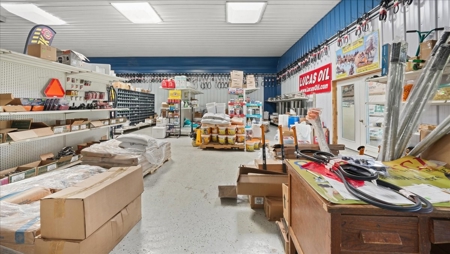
[116,89,155,125]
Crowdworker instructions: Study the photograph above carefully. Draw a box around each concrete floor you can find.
[111,126,285,254]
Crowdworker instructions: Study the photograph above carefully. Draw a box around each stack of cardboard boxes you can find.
[35,166,144,254]
[229,70,256,89]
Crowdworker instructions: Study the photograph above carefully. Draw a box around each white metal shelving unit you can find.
[0,48,126,170]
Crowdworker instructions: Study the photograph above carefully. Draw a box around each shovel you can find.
[260,124,267,170]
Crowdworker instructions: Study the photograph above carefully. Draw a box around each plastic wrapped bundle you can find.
[409,114,450,157]
[306,108,330,153]
[395,32,450,159]
[0,165,106,198]
[379,41,408,161]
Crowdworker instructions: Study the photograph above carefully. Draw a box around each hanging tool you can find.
[291,125,299,159]
[379,0,389,21]
[260,124,267,171]
[278,125,287,173]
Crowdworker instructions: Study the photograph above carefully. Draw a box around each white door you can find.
[337,79,362,151]
[337,74,384,157]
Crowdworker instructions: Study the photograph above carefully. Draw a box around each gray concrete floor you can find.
[111,126,284,254]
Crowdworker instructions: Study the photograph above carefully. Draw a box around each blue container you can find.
[288,116,300,128]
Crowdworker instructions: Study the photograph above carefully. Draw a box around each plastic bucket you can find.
[236,134,245,143]
[218,127,227,135]
[211,134,218,142]
[227,135,236,145]
[218,135,227,144]
[202,135,211,144]
[211,127,218,134]
[201,126,211,135]
[227,126,236,135]
[253,141,260,150]
[246,141,255,152]
[236,126,245,134]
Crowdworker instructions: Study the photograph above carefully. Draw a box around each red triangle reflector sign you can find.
[44,78,65,98]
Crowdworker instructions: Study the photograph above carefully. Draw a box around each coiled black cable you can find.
[297,149,433,213]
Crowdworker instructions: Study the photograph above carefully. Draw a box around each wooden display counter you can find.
[287,161,450,254]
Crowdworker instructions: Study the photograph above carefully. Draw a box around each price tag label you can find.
[47,164,57,171]
[11,173,25,183]
[80,124,87,130]
[70,155,79,162]
[54,127,64,134]
[72,126,79,131]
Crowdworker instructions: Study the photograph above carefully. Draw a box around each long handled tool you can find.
[260,124,267,171]
[291,125,299,159]
[278,125,287,173]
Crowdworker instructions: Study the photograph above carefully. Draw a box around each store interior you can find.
[1,0,450,254]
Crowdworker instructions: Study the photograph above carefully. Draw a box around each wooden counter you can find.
[287,162,450,254]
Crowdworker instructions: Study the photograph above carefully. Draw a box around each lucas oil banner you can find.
[335,30,380,79]
[23,25,56,54]
[298,63,332,95]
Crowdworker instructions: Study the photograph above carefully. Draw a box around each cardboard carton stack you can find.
[35,166,144,254]
[0,165,109,254]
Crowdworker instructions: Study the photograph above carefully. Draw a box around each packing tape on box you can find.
[49,241,65,254]
[53,167,128,218]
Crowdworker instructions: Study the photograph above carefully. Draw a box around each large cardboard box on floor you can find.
[264,196,283,221]
[236,166,287,197]
[40,166,143,240]
[35,195,142,254]
[282,183,289,225]
[0,242,35,254]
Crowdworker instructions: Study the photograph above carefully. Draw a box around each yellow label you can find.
[168,90,181,100]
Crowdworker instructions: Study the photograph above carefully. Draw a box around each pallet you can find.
[143,157,170,176]
[200,142,245,150]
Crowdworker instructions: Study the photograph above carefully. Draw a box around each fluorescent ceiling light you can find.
[111,2,162,24]
[226,2,267,24]
[0,3,66,25]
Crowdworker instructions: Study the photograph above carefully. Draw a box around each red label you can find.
[298,63,332,95]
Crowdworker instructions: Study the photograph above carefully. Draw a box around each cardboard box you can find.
[40,166,143,240]
[254,159,284,173]
[282,183,289,225]
[0,94,28,112]
[236,166,287,197]
[36,153,58,175]
[99,119,110,126]
[8,161,40,183]
[52,125,70,134]
[0,242,34,254]
[57,50,88,68]
[218,185,237,199]
[90,120,104,128]
[36,195,142,254]
[71,120,86,131]
[6,125,54,142]
[420,40,437,60]
[249,195,265,209]
[27,44,57,61]
[421,134,450,166]
[56,154,79,167]
[275,220,289,254]
[246,75,256,89]
[264,196,283,221]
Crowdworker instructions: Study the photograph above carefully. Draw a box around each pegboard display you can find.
[0,58,111,171]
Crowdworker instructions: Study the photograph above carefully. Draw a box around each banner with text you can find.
[298,63,332,95]
[23,25,57,54]
[335,30,380,79]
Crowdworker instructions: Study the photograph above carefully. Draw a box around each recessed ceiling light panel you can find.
[0,3,66,25]
[226,2,267,24]
[111,2,162,24]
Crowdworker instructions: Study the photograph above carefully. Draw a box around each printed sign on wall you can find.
[335,30,380,79]
[298,63,332,95]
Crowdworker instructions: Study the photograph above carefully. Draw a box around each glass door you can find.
[364,81,387,156]
[337,80,362,151]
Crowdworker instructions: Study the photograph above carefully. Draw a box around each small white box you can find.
[153,126,166,139]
